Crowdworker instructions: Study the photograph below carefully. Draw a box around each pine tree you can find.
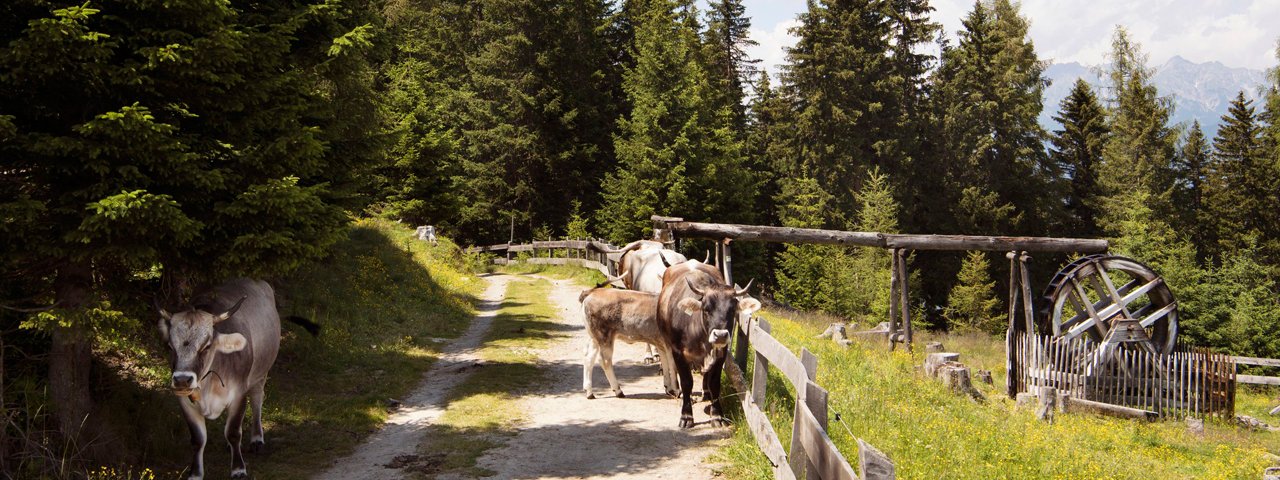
[1172,121,1212,255]
[774,175,838,311]
[596,0,754,242]
[703,0,759,130]
[946,251,1001,333]
[931,0,1054,236]
[783,0,896,217]
[1050,79,1109,237]
[746,71,793,226]
[0,0,380,451]
[1095,27,1176,237]
[455,0,617,242]
[1208,92,1267,257]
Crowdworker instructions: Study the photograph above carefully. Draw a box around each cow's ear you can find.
[678,298,702,315]
[737,297,762,317]
[214,333,247,354]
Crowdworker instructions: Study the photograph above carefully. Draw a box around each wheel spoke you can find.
[1096,267,1134,319]
[1138,302,1177,328]
[1064,318,1099,340]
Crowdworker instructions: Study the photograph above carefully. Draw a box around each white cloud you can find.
[748,19,801,81]
[745,0,1280,71]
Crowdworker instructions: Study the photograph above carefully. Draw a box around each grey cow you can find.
[157,278,318,479]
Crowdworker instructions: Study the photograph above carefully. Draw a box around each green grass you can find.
[92,218,483,478]
[412,277,569,478]
[718,309,1280,480]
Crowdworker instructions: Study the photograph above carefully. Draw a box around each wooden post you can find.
[1018,252,1035,336]
[727,239,749,372]
[895,249,913,352]
[722,238,734,285]
[751,319,771,405]
[888,251,900,351]
[1006,251,1020,398]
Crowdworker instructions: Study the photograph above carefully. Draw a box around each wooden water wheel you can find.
[1037,255,1178,354]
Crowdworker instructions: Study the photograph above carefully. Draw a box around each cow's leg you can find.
[704,354,730,427]
[224,394,250,479]
[584,339,600,399]
[701,349,722,402]
[179,398,207,480]
[248,380,266,453]
[657,343,679,397]
[599,341,624,398]
[672,354,695,428]
[644,343,659,364]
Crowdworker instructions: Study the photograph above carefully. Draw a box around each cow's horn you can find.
[600,240,644,255]
[734,279,754,296]
[660,252,672,268]
[154,298,173,321]
[214,296,247,323]
[685,277,706,297]
[606,270,628,284]
[702,251,710,264]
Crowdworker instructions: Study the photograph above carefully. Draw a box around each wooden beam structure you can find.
[653,218,1108,253]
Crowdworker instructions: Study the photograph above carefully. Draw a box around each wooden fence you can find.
[465,239,623,278]
[1013,332,1235,419]
[733,315,892,480]
[1232,356,1280,386]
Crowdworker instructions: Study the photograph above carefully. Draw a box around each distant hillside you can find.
[1041,56,1268,137]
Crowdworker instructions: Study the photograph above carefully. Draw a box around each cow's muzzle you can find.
[171,371,197,394]
[708,329,731,347]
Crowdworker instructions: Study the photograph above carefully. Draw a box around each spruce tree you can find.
[774,175,838,311]
[783,0,896,217]
[0,0,380,450]
[1050,79,1109,237]
[946,251,1001,333]
[596,0,754,242]
[1208,92,1267,257]
[703,0,759,130]
[1095,27,1176,237]
[1172,121,1212,255]
[931,0,1054,236]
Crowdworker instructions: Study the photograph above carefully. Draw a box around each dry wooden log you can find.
[656,218,1108,253]
[925,341,944,352]
[1264,467,1280,480]
[924,353,961,378]
[1016,392,1037,407]
[1064,397,1158,421]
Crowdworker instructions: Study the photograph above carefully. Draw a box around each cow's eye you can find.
[182,341,189,347]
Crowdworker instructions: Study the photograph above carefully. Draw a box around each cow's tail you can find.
[285,315,322,337]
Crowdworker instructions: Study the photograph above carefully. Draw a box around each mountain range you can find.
[1041,56,1269,138]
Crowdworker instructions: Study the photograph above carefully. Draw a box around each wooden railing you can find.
[1232,356,1280,385]
[732,315,893,480]
[464,239,623,277]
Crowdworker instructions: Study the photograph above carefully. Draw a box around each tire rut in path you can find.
[314,274,511,480]
[464,275,729,480]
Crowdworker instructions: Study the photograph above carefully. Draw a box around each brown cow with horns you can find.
[656,259,760,428]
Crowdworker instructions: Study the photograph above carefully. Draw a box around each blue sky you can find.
[731,0,1280,74]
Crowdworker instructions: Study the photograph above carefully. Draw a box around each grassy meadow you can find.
[717,308,1280,480]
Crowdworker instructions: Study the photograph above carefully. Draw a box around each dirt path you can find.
[466,276,728,479]
[315,273,727,479]
[314,274,511,480]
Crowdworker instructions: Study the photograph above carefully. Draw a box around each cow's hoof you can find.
[615,391,626,398]
[231,468,248,479]
[709,416,732,428]
[643,356,657,365]
[587,393,596,400]
[248,440,265,453]
[700,393,713,402]
[679,415,695,429]
[666,390,679,398]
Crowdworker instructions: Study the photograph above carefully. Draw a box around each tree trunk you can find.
[47,263,110,459]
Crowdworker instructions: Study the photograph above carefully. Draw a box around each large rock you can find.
[857,438,895,480]
[1035,387,1056,422]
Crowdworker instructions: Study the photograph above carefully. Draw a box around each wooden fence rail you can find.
[464,239,625,277]
[1232,356,1280,385]
[738,315,892,479]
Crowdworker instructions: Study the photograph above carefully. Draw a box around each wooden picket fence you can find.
[1013,332,1235,419]
[732,315,892,480]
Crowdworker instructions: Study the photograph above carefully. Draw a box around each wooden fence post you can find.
[888,251,900,351]
[789,349,819,478]
[896,249,913,351]
[1006,251,1020,399]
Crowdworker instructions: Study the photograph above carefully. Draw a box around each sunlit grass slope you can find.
[719,309,1279,480]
